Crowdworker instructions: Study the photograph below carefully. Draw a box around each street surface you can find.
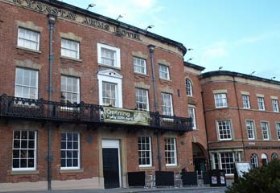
[7,187,227,193]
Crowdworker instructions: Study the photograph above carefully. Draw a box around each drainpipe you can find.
[148,44,161,171]
[232,76,246,160]
[47,13,56,191]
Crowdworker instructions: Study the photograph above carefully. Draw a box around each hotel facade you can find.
[0,0,279,191]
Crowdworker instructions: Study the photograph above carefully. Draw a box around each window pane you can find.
[18,28,39,51]
[12,131,36,170]
[15,68,38,99]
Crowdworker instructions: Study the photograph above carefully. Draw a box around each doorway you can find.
[102,140,121,189]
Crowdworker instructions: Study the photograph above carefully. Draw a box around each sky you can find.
[64,0,280,80]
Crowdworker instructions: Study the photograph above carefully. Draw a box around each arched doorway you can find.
[192,143,207,174]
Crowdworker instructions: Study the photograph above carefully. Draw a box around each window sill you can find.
[165,165,178,168]
[60,56,82,62]
[11,170,39,175]
[16,46,41,54]
[134,72,148,77]
[60,168,84,173]
[159,78,172,82]
[98,63,121,70]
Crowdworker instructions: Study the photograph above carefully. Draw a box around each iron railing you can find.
[0,94,193,132]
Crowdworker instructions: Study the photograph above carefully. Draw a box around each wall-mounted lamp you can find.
[218,66,223,70]
[116,14,123,21]
[271,76,276,80]
[87,3,96,10]
[145,25,154,31]
[250,71,256,75]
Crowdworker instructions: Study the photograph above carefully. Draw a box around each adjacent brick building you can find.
[200,71,280,177]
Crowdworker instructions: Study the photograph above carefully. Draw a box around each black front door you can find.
[102,148,120,189]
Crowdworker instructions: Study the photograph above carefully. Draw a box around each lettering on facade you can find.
[9,0,141,41]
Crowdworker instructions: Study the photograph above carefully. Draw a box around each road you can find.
[7,187,227,193]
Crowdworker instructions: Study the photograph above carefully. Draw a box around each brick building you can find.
[200,70,280,177]
[0,0,195,191]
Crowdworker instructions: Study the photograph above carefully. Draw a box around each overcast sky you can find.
[64,0,280,80]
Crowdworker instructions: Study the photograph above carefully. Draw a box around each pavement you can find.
[7,186,227,193]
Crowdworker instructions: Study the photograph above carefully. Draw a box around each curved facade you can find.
[200,71,280,176]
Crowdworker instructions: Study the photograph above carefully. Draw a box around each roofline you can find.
[184,62,205,71]
[41,0,187,55]
[200,70,280,85]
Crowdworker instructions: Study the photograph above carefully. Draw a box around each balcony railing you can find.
[0,94,193,132]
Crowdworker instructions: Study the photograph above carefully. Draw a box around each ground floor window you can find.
[250,153,259,168]
[61,132,80,169]
[138,136,152,167]
[210,151,241,175]
[164,138,177,166]
[12,130,37,171]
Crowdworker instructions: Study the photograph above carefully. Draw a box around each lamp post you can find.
[47,13,56,191]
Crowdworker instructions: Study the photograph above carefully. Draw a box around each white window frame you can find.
[98,70,123,108]
[246,120,256,140]
[135,88,149,111]
[257,97,265,111]
[250,153,259,168]
[159,64,170,80]
[242,95,250,109]
[260,122,270,140]
[138,136,152,167]
[217,120,232,140]
[61,38,80,59]
[186,79,193,96]
[188,106,196,129]
[12,130,37,171]
[15,68,39,100]
[60,132,80,170]
[276,123,280,140]
[214,93,228,108]
[97,43,120,68]
[272,99,279,112]
[17,27,40,51]
[102,81,118,107]
[61,75,80,104]
[165,138,177,166]
[133,57,147,75]
[211,151,241,175]
[161,93,174,117]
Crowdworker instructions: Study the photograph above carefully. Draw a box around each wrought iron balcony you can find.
[0,94,193,132]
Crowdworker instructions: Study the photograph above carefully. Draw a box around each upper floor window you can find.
[102,81,117,107]
[242,95,250,109]
[61,132,80,170]
[165,138,177,166]
[214,93,228,108]
[61,38,80,59]
[272,99,279,112]
[135,88,149,111]
[217,120,232,140]
[188,106,196,129]
[186,79,193,96]
[17,27,40,51]
[97,43,120,68]
[257,97,265,111]
[133,57,147,75]
[161,93,173,116]
[246,120,256,140]
[97,70,123,108]
[276,123,280,140]
[159,64,170,80]
[260,122,270,140]
[61,76,80,104]
[15,68,38,99]
[13,130,37,171]
[138,136,152,167]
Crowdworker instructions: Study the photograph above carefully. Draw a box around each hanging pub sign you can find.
[102,107,150,126]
